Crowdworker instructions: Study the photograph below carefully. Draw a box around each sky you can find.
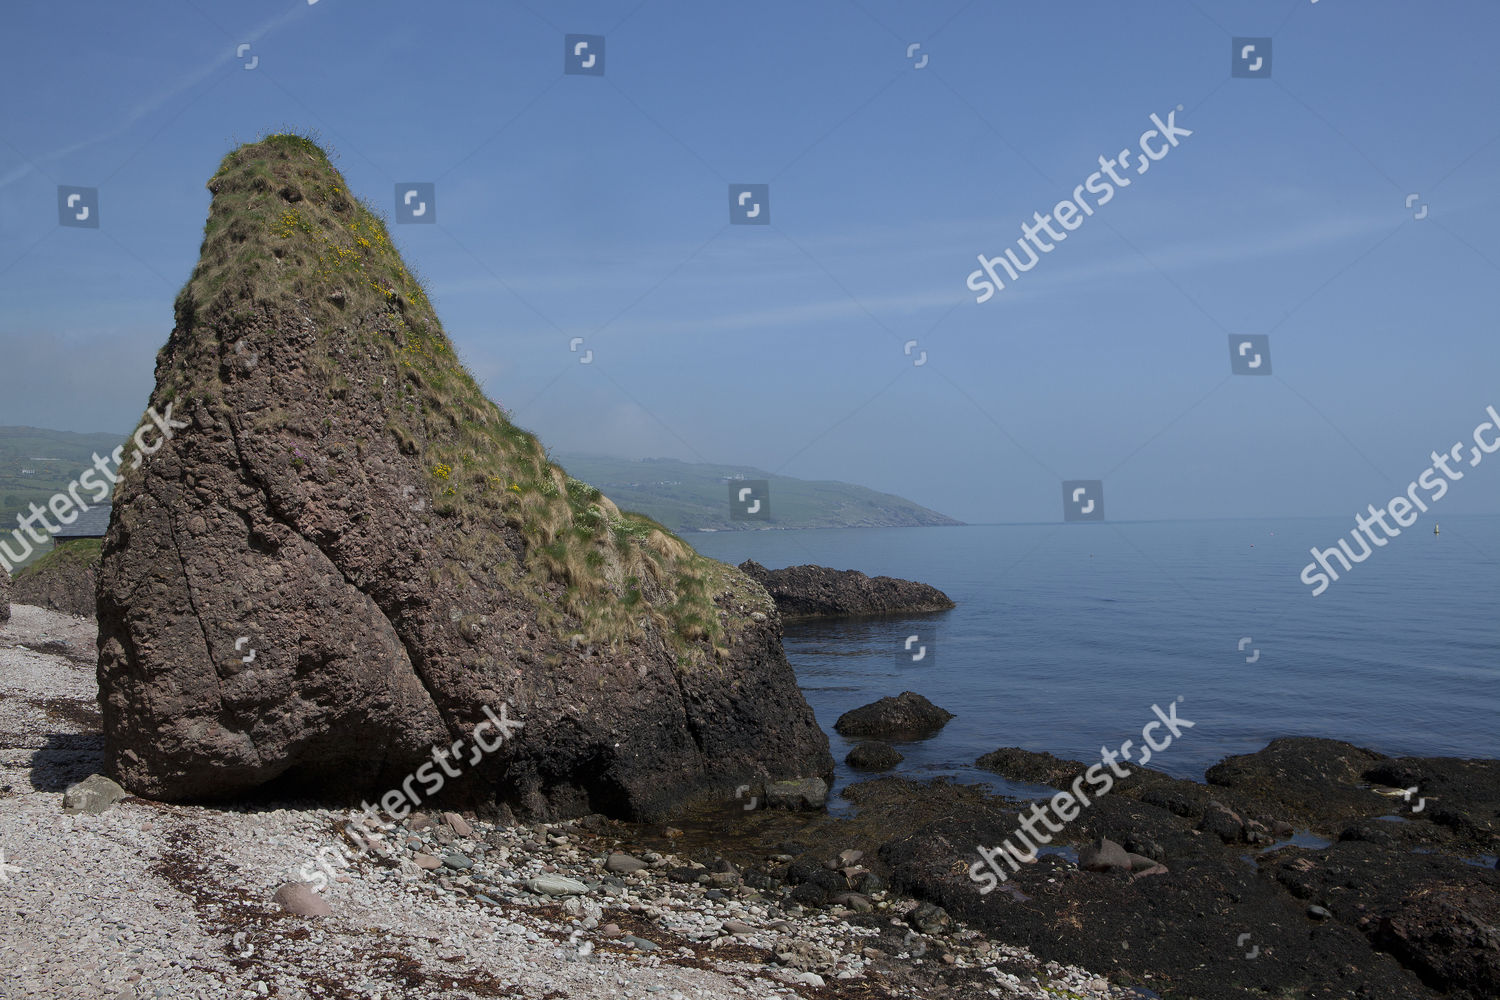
[2,0,1498,526]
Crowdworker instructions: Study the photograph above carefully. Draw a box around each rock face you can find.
[834,692,954,740]
[95,135,831,820]
[0,563,10,625]
[737,560,954,619]
[13,539,100,617]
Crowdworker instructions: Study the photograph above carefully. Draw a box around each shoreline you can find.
[4,603,1496,999]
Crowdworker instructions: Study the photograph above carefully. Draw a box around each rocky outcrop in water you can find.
[873,737,1500,1000]
[95,135,831,820]
[835,692,954,740]
[737,560,954,619]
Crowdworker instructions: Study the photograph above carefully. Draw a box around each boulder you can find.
[93,135,831,819]
[62,774,128,815]
[273,882,332,916]
[738,560,955,619]
[846,741,903,771]
[0,563,10,624]
[12,539,100,617]
[604,853,646,875]
[525,875,590,896]
[764,777,829,811]
[1078,837,1131,873]
[835,692,954,740]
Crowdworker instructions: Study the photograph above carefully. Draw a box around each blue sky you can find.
[3,0,1498,525]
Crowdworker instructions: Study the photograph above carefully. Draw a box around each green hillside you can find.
[0,426,126,571]
[555,454,962,532]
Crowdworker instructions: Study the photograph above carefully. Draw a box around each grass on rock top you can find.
[155,133,746,664]
[15,538,102,581]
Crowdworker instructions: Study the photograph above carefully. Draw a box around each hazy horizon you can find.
[4,0,1498,527]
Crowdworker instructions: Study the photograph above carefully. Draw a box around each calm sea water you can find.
[691,518,1500,802]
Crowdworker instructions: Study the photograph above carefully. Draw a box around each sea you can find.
[690,517,1500,806]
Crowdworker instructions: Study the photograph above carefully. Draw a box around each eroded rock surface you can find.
[95,135,831,820]
[13,539,99,617]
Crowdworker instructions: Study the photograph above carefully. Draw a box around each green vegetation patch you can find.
[161,133,741,663]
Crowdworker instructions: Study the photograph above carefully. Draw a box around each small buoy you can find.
[1434,523,1440,535]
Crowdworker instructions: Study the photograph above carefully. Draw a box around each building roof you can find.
[53,502,112,540]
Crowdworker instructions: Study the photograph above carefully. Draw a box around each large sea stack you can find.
[96,135,831,819]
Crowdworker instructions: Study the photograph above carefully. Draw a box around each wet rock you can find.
[907,901,952,935]
[1200,800,1246,843]
[789,882,827,907]
[829,891,874,913]
[846,741,903,771]
[765,777,828,811]
[835,692,954,740]
[1078,838,1131,873]
[62,774,128,815]
[737,560,955,619]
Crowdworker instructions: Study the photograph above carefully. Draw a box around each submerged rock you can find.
[94,135,830,820]
[835,692,954,740]
[846,741,903,771]
[738,560,954,619]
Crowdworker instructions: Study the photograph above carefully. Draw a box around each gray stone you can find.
[1308,904,1333,920]
[442,853,473,870]
[605,853,646,874]
[764,777,829,811]
[1078,837,1131,873]
[525,874,589,896]
[62,774,128,816]
[621,935,659,951]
